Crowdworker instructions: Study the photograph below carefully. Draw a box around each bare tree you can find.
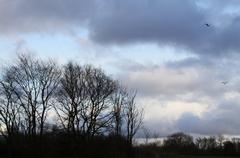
[124,91,143,144]
[0,75,21,139]
[54,62,86,135]
[142,127,151,144]
[55,64,117,138]
[37,59,61,136]
[164,132,194,148]
[83,65,117,138]
[217,134,225,149]
[2,54,61,137]
[0,54,145,143]
[111,86,127,136]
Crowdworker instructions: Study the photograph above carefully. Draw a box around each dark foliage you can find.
[0,133,133,158]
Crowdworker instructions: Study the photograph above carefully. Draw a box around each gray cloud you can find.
[177,100,240,135]
[1,0,240,56]
[89,0,240,56]
[0,0,96,34]
[90,0,206,45]
[141,98,240,136]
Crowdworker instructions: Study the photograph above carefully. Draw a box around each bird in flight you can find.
[221,81,228,85]
[205,23,210,27]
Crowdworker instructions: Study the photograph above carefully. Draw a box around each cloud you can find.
[1,0,240,135]
[90,0,207,47]
[120,66,200,97]
[115,54,240,135]
[1,0,240,56]
[94,0,240,57]
[89,0,240,56]
[118,61,237,100]
[140,100,209,136]
[177,99,240,135]
[0,0,96,34]
[140,93,240,135]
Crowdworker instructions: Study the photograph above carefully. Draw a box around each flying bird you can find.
[221,81,228,85]
[204,23,210,27]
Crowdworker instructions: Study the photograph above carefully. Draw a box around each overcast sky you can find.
[1,0,240,136]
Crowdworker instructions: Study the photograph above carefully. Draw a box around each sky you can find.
[1,0,240,136]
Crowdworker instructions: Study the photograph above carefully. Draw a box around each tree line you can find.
[136,132,240,157]
[0,54,143,158]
